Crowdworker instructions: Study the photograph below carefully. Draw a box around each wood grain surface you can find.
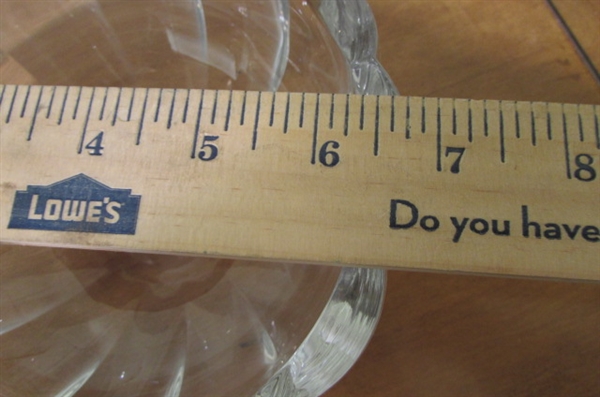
[324,1,600,396]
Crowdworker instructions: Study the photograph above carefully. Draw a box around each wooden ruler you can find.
[0,84,598,281]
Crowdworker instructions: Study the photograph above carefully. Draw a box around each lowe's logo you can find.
[8,174,141,235]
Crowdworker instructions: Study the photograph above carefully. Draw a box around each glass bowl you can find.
[0,1,396,396]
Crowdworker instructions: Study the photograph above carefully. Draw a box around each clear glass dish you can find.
[0,1,396,396]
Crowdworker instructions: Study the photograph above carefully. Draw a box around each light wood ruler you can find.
[0,84,598,281]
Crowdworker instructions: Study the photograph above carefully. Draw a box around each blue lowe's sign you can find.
[8,174,141,235]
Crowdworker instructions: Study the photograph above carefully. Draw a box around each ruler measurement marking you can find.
[2,86,597,190]
[360,95,365,130]
[57,86,69,125]
[329,93,335,129]
[46,86,57,119]
[500,106,506,163]
[577,107,584,142]
[269,92,276,127]
[6,85,19,123]
[595,111,599,149]
[452,100,457,135]
[19,85,31,118]
[167,89,177,129]
[563,106,572,179]
[311,93,321,164]
[284,92,290,133]
[72,86,83,120]
[299,92,305,128]
[240,91,247,125]
[467,100,473,142]
[211,90,218,125]
[136,88,149,145]
[515,102,521,139]
[252,91,262,150]
[153,88,163,123]
[531,104,537,146]
[421,97,426,133]
[191,90,205,159]
[344,94,350,136]
[127,88,136,122]
[99,87,108,120]
[182,89,190,124]
[374,95,380,156]
[406,97,411,139]
[78,87,97,154]
[0,84,6,105]
[547,107,553,140]
[436,99,442,171]
[484,100,489,137]
[27,87,44,141]
[390,96,395,132]
[112,87,122,126]
[224,90,233,131]
[68,86,600,179]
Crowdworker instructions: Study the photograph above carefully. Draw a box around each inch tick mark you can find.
[360,95,365,130]
[20,85,31,118]
[154,88,163,123]
[577,107,584,142]
[344,94,350,136]
[99,87,109,120]
[390,96,396,132]
[167,89,177,129]
[374,95,380,156]
[299,92,305,128]
[515,102,521,139]
[500,107,505,163]
[406,97,411,139]
[530,104,537,146]
[6,85,19,123]
[252,91,262,150]
[27,87,44,141]
[136,88,149,145]
[436,99,442,171]
[46,86,57,119]
[78,87,97,153]
[595,111,599,149]
[269,92,276,127]
[211,90,219,125]
[224,90,233,131]
[127,88,136,122]
[546,107,552,140]
[112,87,122,126]
[190,90,205,159]
[467,100,473,142]
[240,91,247,125]
[329,93,335,129]
[58,86,69,125]
[311,93,321,164]
[562,106,572,179]
[72,86,83,120]
[483,100,488,137]
[284,92,290,133]
[421,97,426,134]
[0,84,6,105]
[452,100,457,135]
[182,89,190,123]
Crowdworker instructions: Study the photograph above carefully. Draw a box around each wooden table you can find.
[325,1,600,396]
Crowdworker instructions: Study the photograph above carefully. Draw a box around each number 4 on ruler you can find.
[85,131,104,156]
